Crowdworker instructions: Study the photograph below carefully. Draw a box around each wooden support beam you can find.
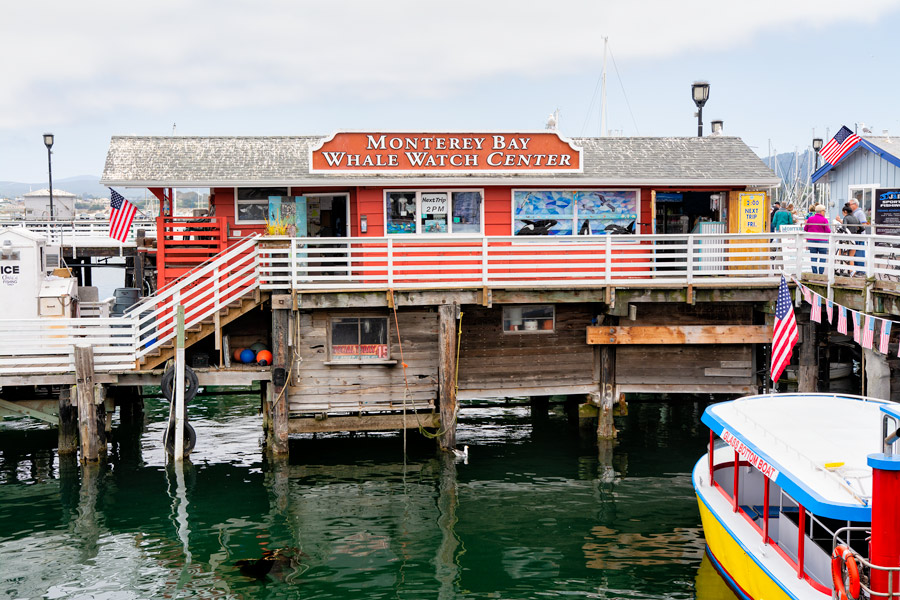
[0,398,59,425]
[59,385,78,455]
[597,339,617,440]
[74,345,105,462]
[269,307,291,455]
[797,321,818,393]
[289,412,440,434]
[587,325,771,345]
[438,304,459,450]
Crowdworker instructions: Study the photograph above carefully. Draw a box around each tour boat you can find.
[693,393,900,600]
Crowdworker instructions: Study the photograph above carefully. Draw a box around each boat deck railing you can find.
[833,526,900,599]
[0,219,156,247]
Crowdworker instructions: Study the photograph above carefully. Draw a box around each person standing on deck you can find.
[839,203,862,272]
[849,197,868,271]
[771,204,794,231]
[769,201,782,230]
[804,204,831,275]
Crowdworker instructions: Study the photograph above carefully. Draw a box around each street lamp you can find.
[691,81,710,137]
[812,138,824,206]
[43,133,54,220]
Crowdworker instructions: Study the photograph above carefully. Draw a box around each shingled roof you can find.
[101,135,778,187]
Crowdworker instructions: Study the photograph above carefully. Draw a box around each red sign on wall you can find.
[310,132,582,173]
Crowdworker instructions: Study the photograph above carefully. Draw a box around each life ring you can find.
[831,544,861,600]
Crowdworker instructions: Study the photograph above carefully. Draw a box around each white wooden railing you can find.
[0,235,259,374]
[255,232,900,290]
[2,231,899,376]
[0,219,156,246]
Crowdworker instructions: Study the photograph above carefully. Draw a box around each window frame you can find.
[325,315,395,365]
[234,186,289,224]
[383,188,485,236]
[502,305,555,334]
[848,184,877,222]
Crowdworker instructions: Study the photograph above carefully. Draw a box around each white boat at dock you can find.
[693,393,900,600]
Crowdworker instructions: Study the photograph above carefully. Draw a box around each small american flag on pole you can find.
[109,188,137,243]
[837,306,848,334]
[853,311,862,344]
[771,275,799,383]
[810,294,821,323]
[879,319,892,354]
[862,315,875,349]
[826,299,834,324]
[819,125,861,166]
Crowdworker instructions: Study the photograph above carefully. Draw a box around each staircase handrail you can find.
[123,234,259,317]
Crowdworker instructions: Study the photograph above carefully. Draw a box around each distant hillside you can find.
[0,176,143,200]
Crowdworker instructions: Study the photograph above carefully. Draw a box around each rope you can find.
[389,291,462,440]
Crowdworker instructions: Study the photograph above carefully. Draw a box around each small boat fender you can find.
[831,544,861,600]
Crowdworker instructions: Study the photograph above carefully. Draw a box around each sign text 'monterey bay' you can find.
[310,132,582,173]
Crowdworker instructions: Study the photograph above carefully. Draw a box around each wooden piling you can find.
[58,385,78,455]
[74,345,105,462]
[269,307,290,455]
[797,320,818,393]
[438,304,458,450]
[596,323,617,440]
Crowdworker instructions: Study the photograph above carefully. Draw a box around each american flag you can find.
[811,294,821,323]
[819,125,861,166]
[771,275,799,383]
[879,319,892,354]
[802,285,812,304]
[853,311,862,344]
[109,188,137,243]
[826,299,834,324]
[862,315,875,349]
[838,305,848,334]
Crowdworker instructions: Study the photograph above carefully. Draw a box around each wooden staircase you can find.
[138,288,267,370]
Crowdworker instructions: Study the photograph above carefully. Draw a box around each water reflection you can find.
[0,397,714,599]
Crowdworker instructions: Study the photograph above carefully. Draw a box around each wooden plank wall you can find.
[289,309,438,414]
[616,303,757,393]
[456,304,596,398]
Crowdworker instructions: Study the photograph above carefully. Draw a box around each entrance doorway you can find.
[306,194,349,238]
[654,191,724,234]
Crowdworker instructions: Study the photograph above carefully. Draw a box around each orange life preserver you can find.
[831,544,861,600]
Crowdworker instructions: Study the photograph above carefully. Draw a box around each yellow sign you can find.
[737,192,766,234]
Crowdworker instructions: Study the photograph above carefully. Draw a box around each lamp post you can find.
[691,81,710,137]
[812,138,823,207]
[43,133,54,220]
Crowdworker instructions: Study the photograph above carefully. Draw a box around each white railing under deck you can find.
[0,219,156,247]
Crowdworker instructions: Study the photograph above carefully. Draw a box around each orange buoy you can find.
[256,350,273,366]
[233,348,245,362]
[832,545,861,600]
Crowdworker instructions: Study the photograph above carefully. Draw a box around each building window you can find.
[329,317,390,362]
[236,187,288,223]
[512,190,639,235]
[385,190,483,235]
[502,305,554,333]
[848,185,876,223]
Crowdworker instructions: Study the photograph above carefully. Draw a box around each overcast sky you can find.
[3,0,900,184]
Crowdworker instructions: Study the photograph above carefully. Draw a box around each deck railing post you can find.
[866,234,875,279]
[687,235,695,284]
[827,235,835,286]
[387,238,394,288]
[797,504,806,578]
[290,238,298,288]
[763,476,770,545]
[708,430,714,485]
[732,453,740,512]
[604,235,612,284]
[482,237,489,286]
[795,233,804,280]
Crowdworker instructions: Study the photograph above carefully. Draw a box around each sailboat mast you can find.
[600,36,608,137]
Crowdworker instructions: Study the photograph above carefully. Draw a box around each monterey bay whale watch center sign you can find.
[310,132,582,174]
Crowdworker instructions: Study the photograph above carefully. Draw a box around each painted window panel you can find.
[421,192,449,233]
[387,192,417,234]
[513,190,638,235]
[452,192,482,233]
[236,187,288,223]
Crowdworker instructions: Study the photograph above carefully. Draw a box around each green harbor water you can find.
[0,393,740,599]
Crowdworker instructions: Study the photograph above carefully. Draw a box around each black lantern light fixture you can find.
[43,133,55,220]
[812,137,824,205]
[691,81,710,137]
